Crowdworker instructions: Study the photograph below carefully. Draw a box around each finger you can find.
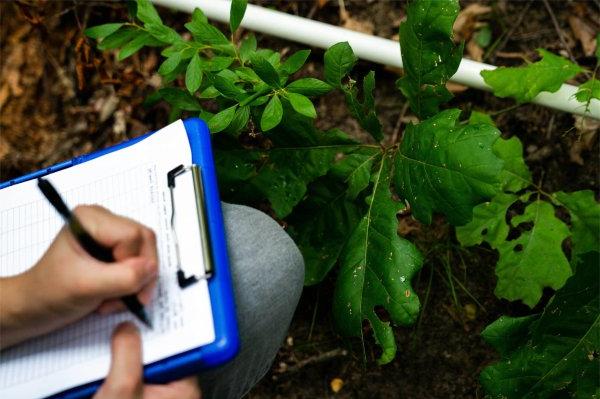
[95,322,143,399]
[96,299,125,315]
[73,205,144,260]
[84,256,157,299]
[143,377,201,399]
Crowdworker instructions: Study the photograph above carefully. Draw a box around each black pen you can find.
[37,177,153,328]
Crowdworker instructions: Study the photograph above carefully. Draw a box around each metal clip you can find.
[167,164,214,289]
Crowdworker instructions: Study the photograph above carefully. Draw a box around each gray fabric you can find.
[198,203,304,399]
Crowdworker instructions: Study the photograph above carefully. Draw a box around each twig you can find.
[542,0,576,63]
[484,0,533,62]
[391,102,410,145]
[274,348,348,376]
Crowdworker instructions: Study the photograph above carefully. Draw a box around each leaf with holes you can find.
[481,49,583,103]
[481,251,600,398]
[554,190,600,258]
[396,0,463,118]
[333,151,423,365]
[492,137,532,192]
[394,109,503,226]
[495,199,571,307]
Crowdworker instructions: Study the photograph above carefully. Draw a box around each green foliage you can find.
[395,109,503,226]
[333,151,423,365]
[396,0,463,118]
[88,0,597,372]
[575,79,600,103]
[480,251,600,399]
[481,49,583,103]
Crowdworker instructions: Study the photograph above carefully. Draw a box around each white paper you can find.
[0,120,215,398]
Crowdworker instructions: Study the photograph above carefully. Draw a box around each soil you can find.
[1,1,598,398]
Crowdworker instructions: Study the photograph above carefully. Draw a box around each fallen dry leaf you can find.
[340,8,374,35]
[568,16,597,57]
[446,81,468,93]
[316,0,328,8]
[453,3,492,41]
[330,378,344,393]
[570,115,600,165]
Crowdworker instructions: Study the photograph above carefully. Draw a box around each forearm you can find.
[0,273,39,349]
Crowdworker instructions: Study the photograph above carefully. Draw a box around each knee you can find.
[221,203,304,312]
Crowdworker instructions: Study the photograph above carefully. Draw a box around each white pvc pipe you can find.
[153,0,600,119]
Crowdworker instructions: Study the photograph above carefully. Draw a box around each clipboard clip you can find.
[168,164,214,289]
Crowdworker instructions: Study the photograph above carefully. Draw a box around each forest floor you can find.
[1,1,598,398]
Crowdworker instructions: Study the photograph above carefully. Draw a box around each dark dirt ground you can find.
[1,1,598,398]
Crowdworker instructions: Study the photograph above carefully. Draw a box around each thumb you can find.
[95,322,143,399]
[88,256,157,299]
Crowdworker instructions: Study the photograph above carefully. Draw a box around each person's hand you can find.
[0,205,158,349]
[94,323,201,399]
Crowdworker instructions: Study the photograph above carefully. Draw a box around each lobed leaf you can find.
[574,79,600,104]
[492,137,532,192]
[333,151,423,364]
[394,109,503,226]
[344,71,383,142]
[397,0,463,118]
[554,190,600,258]
[481,251,599,398]
[495,199,571,307]
[481,49,583,103]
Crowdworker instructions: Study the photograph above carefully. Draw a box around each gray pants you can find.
[198,203,305,399]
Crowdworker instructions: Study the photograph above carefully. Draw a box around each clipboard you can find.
[0,118,239,398]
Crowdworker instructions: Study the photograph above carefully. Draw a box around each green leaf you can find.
[118,31,155,60]
[286,78,332,96]
[216,144,353,218]
[492,137,532,192]
[333,151,423,365]
[158,52,182,76]
[469,110,495,126]
[230,0,247,33]
[455,192,518,248]
[330,151,380,200]
[324,42,358,87]
[397,0,463,118]
[574,79,600,103]
[185,18,230,46]
[213,74,247,101]
[98,27,139,51]
[286,92,316,118]
[394,109,503,226]
[281,49,311,75]
[208,104,238,133]
[239,34,257,63]
[495,200,572,307]
[250,54,281,87]
[481,251,599,398]
[185,53,203,93]
[85,23,123,39]
[136,0,162,26]
[261,95,283,131]
[344,71,383,142]
[158,87,202,111]
[200,56,234,72]
[227,105,250,135]
[474,25,492,48]
[191,7,208,25]
[145,23,180,44]
[481,49,584,103]
[554,190,600,258]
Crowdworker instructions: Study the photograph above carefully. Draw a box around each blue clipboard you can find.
[0,118,239,398]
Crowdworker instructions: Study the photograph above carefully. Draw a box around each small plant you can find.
[87,0,599,393]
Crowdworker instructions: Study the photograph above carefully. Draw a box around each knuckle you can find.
[142,228,157,245]
[104,379,140,397]
[121,267,144,292]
